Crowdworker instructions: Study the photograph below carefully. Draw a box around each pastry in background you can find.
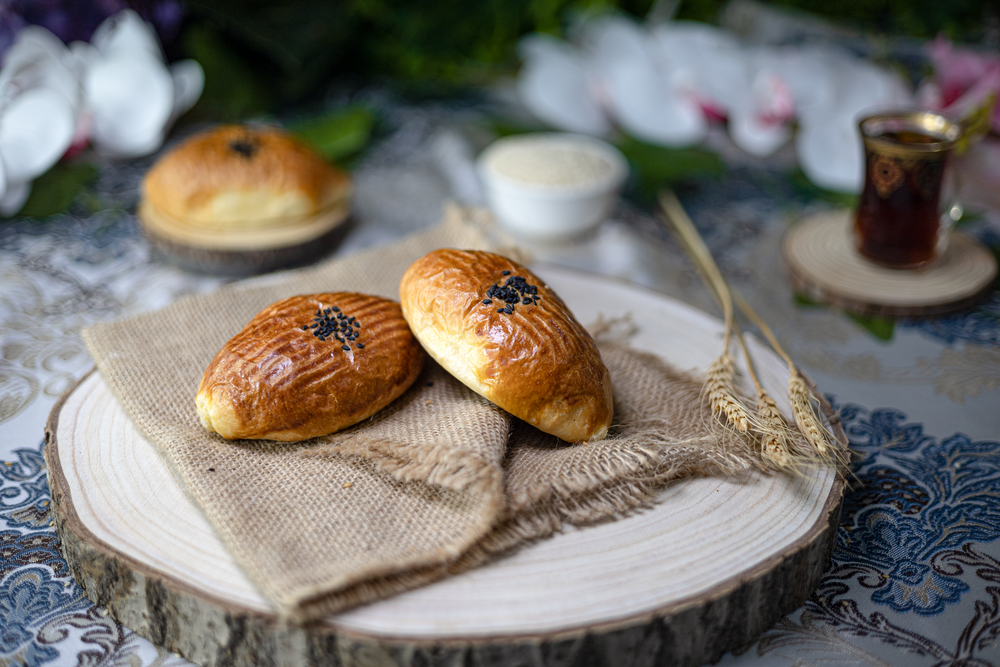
[139,125,352,275]
[400,249,613,443]
[197,293,424,441]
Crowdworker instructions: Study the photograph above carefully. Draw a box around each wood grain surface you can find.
[783,210,997,318]
[139,201,352,275]
[45,266,847,667]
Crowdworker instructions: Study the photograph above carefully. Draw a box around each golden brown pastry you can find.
[399,249,612,442]
[197,293,424,441]
[142,125,351,229]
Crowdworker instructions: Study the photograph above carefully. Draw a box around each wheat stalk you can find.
[658,190,834,471]
[731,321,800,468]
[732,291,837,459]
[659,192,755,438]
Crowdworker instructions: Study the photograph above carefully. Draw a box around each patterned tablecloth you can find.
[2,98,999,666]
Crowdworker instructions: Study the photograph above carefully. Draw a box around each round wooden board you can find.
[45,266,847,667]
[139,202,353,276]
[782,209,997,318]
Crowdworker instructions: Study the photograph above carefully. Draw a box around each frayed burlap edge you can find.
[311,437,507,497]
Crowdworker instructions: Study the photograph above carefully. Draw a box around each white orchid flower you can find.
[650,25,795,156]
[788,51,911,192]
[724,69,795,157]
[518,16,707,147]
[649,20,743,115]
[583,16,706,146]
[80,9,203,158]
[0,10,204,216]
[514,14,913,191]
[0,26,77,215]
[517,34,611,136]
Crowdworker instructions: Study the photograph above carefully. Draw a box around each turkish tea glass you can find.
[854,110,962,269]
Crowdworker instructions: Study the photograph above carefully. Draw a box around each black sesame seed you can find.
[357,343,364,348]
[483,299,492,305]
[318,335,326,341]
[502,270,511,275]
[497,308,504,313]
[229,138,258,158]
[332,306,340,312]
[302,325,308,330]
[208,467,215,472]
[342,345,350,351]
[324,307,331,314]
[523,298,532,305]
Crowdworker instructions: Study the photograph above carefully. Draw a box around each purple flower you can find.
[0,0,185,61]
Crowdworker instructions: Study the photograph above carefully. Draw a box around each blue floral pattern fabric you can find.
[742,402,1000,666]
[0,438,168,667]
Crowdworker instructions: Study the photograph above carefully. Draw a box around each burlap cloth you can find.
[83,205,761,622]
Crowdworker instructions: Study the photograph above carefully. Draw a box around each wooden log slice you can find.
[139,201,352,276]
[783,209,997,318]
[45,266,847,667]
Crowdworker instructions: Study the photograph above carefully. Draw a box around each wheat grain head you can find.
[788,372,835,458]
[705,353,754,433]
[755,391,793,469]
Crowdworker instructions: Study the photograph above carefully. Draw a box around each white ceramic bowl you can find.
[476,133,628,241]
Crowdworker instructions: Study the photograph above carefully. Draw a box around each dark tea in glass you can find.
[854,111,961,269]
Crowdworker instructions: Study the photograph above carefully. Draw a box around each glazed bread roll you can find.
[400,249,613,442]
[142,125,352,229]
[197,293,424,441]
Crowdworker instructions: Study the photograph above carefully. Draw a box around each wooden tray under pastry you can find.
[139,200,352,276]
[783,210,997,318]
[45,265,846,667]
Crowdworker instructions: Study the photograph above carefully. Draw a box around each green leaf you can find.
[486,117,548,139]
[288,107,376,163]
[793,292,897,340]
[17,162,98,219]
[182,25,272,121]
[789,168,859,209]
[847,313,896,341]
[615,134,726,197]
[793,292,828,308]
[953,208,982,228]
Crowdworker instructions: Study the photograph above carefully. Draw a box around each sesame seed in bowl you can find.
[477,133,628,241]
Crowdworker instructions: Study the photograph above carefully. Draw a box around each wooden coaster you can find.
[783,210,997,318]
[45,266,845,667]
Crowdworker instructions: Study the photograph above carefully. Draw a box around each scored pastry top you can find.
[400,249,613,443]
[196,292,424,442]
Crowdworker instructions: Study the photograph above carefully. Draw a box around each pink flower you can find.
[919,37,1000,133]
